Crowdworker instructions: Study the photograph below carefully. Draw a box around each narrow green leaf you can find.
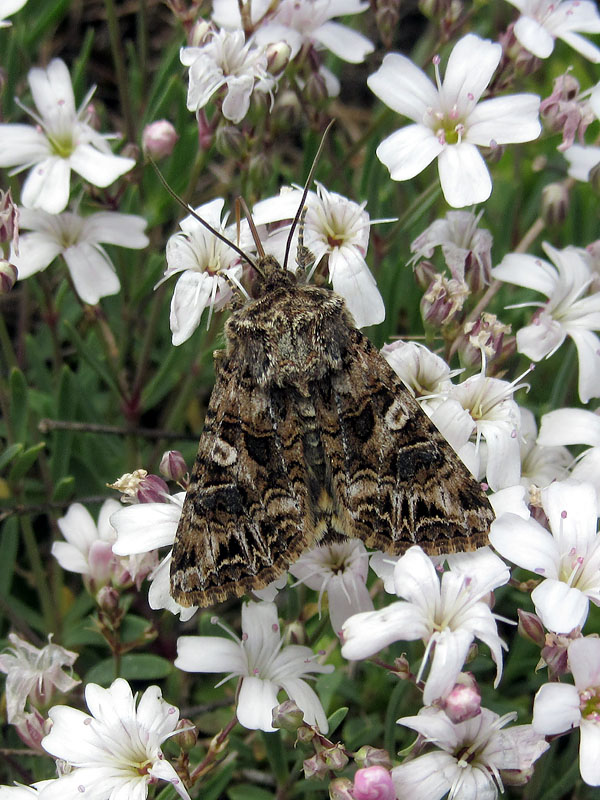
[8,441,46,483]
[199,762,237,800]
[9,368,29,441]
[326,706,348,736]
[52,476,75,503]
[50,365,78,481]
[62,320,119,396]
[0,443,23,472]
[384,680,410,758]
[228,785,275,800]
[85,653,172,686]
[261,729,289,786]
[0,518,19,594]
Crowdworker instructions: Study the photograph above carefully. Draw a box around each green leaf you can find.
[62,320,119,396]
[228,785,275,800]
[52,476,75,502]
[0,443,23,472]
[85,653,172,686]
[326,706,348,736]
[199,761,237,800]
[9,368,29,441]
[8,441,46,483]
[50,365,78,482]
[0,518,19,595]
[261,729,288,785]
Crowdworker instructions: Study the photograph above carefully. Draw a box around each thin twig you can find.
[38,418,199,440]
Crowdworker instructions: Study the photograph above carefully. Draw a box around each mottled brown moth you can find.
[163,136,494,609]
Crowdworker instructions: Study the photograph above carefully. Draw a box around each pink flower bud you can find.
[304,752,329,780]
[353,746,392,770]
[0,259,17,293]
[142,120,179,159]
[421,274,469,328]
[0,189,18,249]
[442,673,481,723]
[96,584,120,611]
[353,766,396,800]
[517,609,546,647]
[14,709,48,753]
[87,540,117,585]
[159,449,188,482]
[137,474,170,503]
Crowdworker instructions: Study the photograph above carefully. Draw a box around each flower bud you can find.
[137,474,170,504]
[322,744,349,772]
[265,41,291,75]
[421,275,469,328]
[196,108,214,150]
[215,124,248,159]
[0,260,17,293]
[159,449,188,482]
[329,777,354,800]
[14,709,48,753]
[500,766,536,787]
[189,19,212,47]
[353,766,396,800]
[96,584,120,611]
[272,699,305,732]
[517,609,546,648]
[142,120,179,159]
[304,71,329,106]
[541,629,581,679]
[393,654,411,680]
[173,719,199,751]
[589,162,600,194]
[353,746,392,770]
[460,313,513,369]
[375,0,401,48]
[541,182,569,227]
[304,752,329,780]
[108,469,148,503]
[0,188,18,248]
[296,723,316,744]
[413,259,437,291]
[442,673,481,723]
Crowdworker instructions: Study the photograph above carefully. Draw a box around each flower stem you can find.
[20,513,58,633]
[104,0,136,145]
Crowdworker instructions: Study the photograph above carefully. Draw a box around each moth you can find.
[165,138,494,609]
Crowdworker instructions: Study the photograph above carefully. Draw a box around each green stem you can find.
[104,0,136,144]
[0,313,17,371]
[20,514,57,633]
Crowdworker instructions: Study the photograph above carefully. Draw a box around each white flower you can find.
[490,479,600,633]
[0,634,79,724]
[161,198,246,345]
[0,782,56,798]
[111,493,198,621]
[341,546,509,705]
[367,33,541,208]
[564,143,600,182]
[533,636,600,786]
[41,678,190,800]
[181,28,274,124]
[175,601,333,732]
[289,540,373,636]
[505,0,600,62]
[492,242,600,403]
[252,183,386,328]
[538,407,600,501]
[0,0,28,27]
[0,59,135,214]
[519,407,571,488]
[213,0,374,64]
[393,706,549,799]
[381,340,455,412]
[10,207,148,305]
[53,500,122,587]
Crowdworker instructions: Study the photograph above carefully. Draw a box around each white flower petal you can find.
[392,750,455,800]
[221,74,253,124]
[147,553,197,620]
[175,635,246,675]
[368,53,439,119]
[532,578,589,633]
[468,94,540,146]
[442,34,501,106]
[51,541,89,574]
[376,124,442,182]
[569,637,600,688]
[538,408,600,447]
[0,124,50,167]
[491,252,557,296]
[237,676,279,731]
[533,682,580,734]
[21,157,71,214]
[489,513,559,577]
[29,59,76,121]
[542,480,598,553]
[341,601,428,660]
[63,243,120,304]
[170,271,214,346]
[422,628,473,704]
[82,212,148,248]
[516,316,565,361]
[279,676,329,732]
[313,20,373,63]
[10,231,62,278]
[111,499,181,554]
[514,15,555,57]
[328,248,385,328]
[579,720,600,785]
[568,328,600,403]
[70,143,135,188]
[559,30,600,63]
[437,144,491,208]
[149,759,191,800]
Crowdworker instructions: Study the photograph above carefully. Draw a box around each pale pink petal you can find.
[279,676,329,732]
[21,157,71,214]
[467,94,541,146]
[516,316,565,361]
[10,231,62,278]
[568,329,600,403]
[441,34,501,107]
[0,124,50,167]
[63,243,120,304]
[489,513,559,577]
[514,15,555,58]
[237,676,279,731]
[313,21,373,63]
[175,635,246,674]
[532,578,589,633]
[376,124,442,181]
[533,682,580,734]
[367,53,438,120]
[70,143,135,187]
[82,212,149,248]
[437,143,491,207]
[568,637,600,688]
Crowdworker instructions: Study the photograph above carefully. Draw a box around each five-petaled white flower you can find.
[0,59,135,214]
[533,636,600,786]
[252,183,386,328]
[367,33,541,208]
[289,539,373,636]
[41,678,190,800]
[0,633,79,724]
[10,207,148,305]
[160,198,248,345]
[181,28,274,124]
[492,242,600,403]
[505,0,600,62]
[175,601,334,732]
[341,546,509,705]
[538,407,600,501]
[393,706,549,799]
[490,479,600,634]
[0,0,29,27]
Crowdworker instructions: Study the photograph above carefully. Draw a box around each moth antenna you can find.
[283,119,335,272]
[238,197,266,258]
[148,156,259,273]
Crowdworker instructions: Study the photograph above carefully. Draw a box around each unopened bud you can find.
[215,124,247,159]
[272,699,305,732]
[189,19,212,47]
[517,609,546,647]
[460,313,513,369]
[159,449,188,482]
[304,752,328,780]
[322,744,349,772]
[353,766,396,800]
[137,474,170,503]
[540,629,581,679]
[174,719,199,751]
[0,260,17,293]
[247,153,270,187]
[15,709,48,753]
[0,188,18,249]
[375,0,401,48]
[421,275,469,328]
[329,777,354,800]
[541,182,569,227]
[589,161,600,194]
[413,259,437,291]
[96,584,119,611]
[393,654,411,679]
[296,723,316,744]
[265,41,291,75]
[353,746,392,770]
[442,673,481,723]
[121,142,140,162]
[304,71,329,106]
[142,120,178,159]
